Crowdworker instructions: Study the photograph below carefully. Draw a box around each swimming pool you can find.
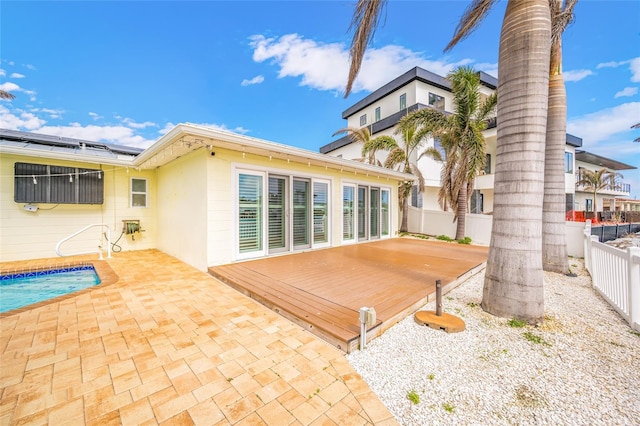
[0,266,101,313]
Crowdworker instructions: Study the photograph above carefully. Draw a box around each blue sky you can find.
[1,1,639,197]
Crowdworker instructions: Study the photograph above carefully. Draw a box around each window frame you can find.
[374,107,381,122]
[360,114,367,126]
[130,177,149,208]
[564,151,574,174]
[428,92,445,111]
[399,93,406,110]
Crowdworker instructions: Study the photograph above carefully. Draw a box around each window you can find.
[375,107,381,122]
[564,152,574,173]
[343,185,355,242]
[131,178,148,207]
[585,199,593,212]
[360,114,367,126]
[470,190,483,213]
[238,172,264,255]
[429,93,445,111]
[14,162,103,204]
[565,194,574,212]
[434,138,446,160]
[411,185,423,208]
[400,93,406,110]
[484,154,491,175]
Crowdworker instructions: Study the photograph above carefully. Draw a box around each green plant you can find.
[457,236,472,244]
[407,390,420,404]
[508,318,526,328]
[442,402,455,413]
[437,234,454,242]
[427,373,435,380]
[629,330,640,338]
[467,302,478,308]
[399,231,409,237]
[523,331,551,346]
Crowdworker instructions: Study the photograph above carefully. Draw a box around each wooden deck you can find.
[209,238,489,352]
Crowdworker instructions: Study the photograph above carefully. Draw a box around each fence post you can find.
[628,247,640,332]
[584,220,592,273]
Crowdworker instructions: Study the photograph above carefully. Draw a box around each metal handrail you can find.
[56,224,112,259]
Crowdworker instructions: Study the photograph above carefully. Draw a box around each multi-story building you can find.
[320,66,634,217]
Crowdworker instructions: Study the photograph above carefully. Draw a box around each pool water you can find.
[0,266,101,313]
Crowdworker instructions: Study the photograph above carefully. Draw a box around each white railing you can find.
[584,220,640,331]
[56,224,112,259]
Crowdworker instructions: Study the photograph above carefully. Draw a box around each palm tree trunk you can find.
[482,0,551,322]
[400,195,409,232]
[542,16,569,274]
[455,183,467,240]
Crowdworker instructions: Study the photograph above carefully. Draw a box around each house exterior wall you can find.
[201,146,401,267]
[0,153,157,262]
[156,149,209,271]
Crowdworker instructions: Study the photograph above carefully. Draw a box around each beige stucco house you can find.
[0,125,412,270]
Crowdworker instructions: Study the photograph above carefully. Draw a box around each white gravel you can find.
[346,258,640,425]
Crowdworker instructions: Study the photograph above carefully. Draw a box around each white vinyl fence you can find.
[406,209,640,331]
[583,221,640,332]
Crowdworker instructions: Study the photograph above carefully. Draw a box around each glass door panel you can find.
[268,176,288,253]
[238,173,263,254]
[357,186,368,241]
[381,189,390,236]
[370,187,379,239]
[293,179,310,249]
[313,181,328,244]
[343,186,355,241]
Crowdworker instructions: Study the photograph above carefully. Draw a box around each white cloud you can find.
[0,82,20,92]
[31,107,64,119]
[241,75,265,86]
[159,122,175,135]
[25,64,36,71]
[195,122,250,134]
[89,112,102,120]
[630,57,640,83]
[122,117,156,129]
[567,102,640,147]
[34,124,155,148]
[0,69,5,77]
[0,105,46,130]
[10,73,25,79]
[597,60,628,69]
[563,69,594,82]
[249,33,477,95]
[475,62,498,78]
[614,87,638,98]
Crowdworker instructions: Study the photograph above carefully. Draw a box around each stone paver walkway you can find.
[0,250,397,425]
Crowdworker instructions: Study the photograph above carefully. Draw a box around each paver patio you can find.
[0,250,397,425]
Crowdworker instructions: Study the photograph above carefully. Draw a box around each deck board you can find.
[209,238,488,352]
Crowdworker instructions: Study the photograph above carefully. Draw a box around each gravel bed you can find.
[346,258,640,425]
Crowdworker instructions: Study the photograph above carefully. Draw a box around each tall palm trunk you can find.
[482,0,551,322]
[542,8,569,274]
[455,182,467,240]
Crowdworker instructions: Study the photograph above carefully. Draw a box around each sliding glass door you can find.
[293,179,310,249]
[268,176,288,253]
[343,184,391,243]
[313,181,329,244]
[238,172,264,256]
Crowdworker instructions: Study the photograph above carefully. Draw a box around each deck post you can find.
[359,307,368,350]
[435,279,442,316]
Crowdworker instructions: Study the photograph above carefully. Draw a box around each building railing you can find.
[575,172,631,194]
[583,220,640,331]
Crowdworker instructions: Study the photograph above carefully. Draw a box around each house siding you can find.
[0,153,157,261]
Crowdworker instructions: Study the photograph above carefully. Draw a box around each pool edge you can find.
[0,260,119,318]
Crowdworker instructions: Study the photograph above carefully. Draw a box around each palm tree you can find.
[576,168,622,219]
[0,90,15,100]
[344,0,552,322]
[632,123,639,143]
[542,0,577,274]
[361,123,426,232]
[400,66,497,240]
[331,126,381,165]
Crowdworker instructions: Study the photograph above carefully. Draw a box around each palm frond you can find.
[445,0,498,52]
[550,0,577,47]
[345,0,388,97]
[0,90,16,100]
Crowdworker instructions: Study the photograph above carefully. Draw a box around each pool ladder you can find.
[56,224,112,259]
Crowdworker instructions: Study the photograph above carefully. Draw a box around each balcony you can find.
[575,172,631,195]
